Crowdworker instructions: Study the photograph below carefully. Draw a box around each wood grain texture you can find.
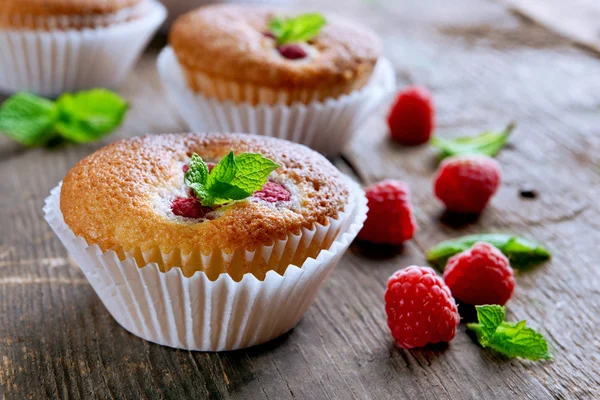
[1,0,599,398]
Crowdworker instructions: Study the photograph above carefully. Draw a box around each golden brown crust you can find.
[169,5,381,104]
[0,0,144,29]
[0,0,142,16]
[60,133,349,258]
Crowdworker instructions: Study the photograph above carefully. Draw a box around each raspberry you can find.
[358,180,417,245]
[385,266,460,349]
[253,181,291,202]
[171,197,212,219]
[433,155,502,213]
[443,242,515,306]
[277,44,307,60]
[387,86,435,145]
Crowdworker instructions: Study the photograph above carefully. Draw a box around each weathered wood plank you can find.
[342,0,600,399]
[1,0,598,398]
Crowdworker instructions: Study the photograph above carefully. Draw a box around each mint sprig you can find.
[432,122,515,159]
[268,13,326,45]
[0,93,58,146]
[185,151,280,207]
[467,305,552,361]
[0,89,128,147]
[427,233,550,270]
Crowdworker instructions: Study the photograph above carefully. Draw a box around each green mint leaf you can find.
[210,181,252,205]
[0,92,58,147]
[184,151,280,207]
[184,154,211,205]
[471,304,506,342]
[432,122,515,159]
[185,153,209,187]
[230,153,280,194]
[187,182,212,205]
[269,16,286,41]
[207,151,237,189]
[54,89,128,143]
[268,12,326,45]
[467,305,552,361]
[427,233,550,269]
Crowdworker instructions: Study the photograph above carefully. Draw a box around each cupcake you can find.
[158,5,395,156]
[0,0,166,96]
[159,0,297,33]
[45,133,367,350]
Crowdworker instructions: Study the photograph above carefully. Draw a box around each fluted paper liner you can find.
[157,47,396,156]
[0,1,166,96]
[44,178,367,351]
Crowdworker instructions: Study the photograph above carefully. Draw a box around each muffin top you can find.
[169,5,381,90]
[60,133,350,255]
[0,0,143,17]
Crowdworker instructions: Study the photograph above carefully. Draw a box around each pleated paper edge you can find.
[157,46,396,156]
[43,176,368,351]
[0,0,166,96]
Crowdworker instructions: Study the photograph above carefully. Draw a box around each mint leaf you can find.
[268,13,326,45]
[427,233,550,269]
[184,154,209,187]
[467,305,552,361]
[0,92,58,147]
[184,151,280,207]
[55,89,128,143]
[472,304,506,341]
[210,182,251,205]
[231,153,280,193]
[207,151,237,189]
[432,122,515,159]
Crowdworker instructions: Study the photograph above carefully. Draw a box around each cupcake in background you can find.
[159,0,296,32]
[45,133,367,351]
[158,5,395,156]
[0,0,166,96]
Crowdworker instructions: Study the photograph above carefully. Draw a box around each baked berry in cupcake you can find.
[168,5,381,105]
[60,133,354,281]
[46,133,367,350]
[0,0,165,96]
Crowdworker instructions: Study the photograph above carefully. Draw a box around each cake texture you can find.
[0,0,146,30]
[169,5,382,105]
[60,133,351,280]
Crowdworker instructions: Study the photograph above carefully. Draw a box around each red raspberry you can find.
[358,180,417,245]
[387,86,435,145]
[433,155,502,213]
[277,44,307,60]
[171,197,212,219]
[443,242,515,306]
[385,266,460,349]
[253,181,291,202]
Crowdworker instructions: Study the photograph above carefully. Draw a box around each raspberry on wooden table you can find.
[443,242,515,306]
[433,154,502,214]
[387,86,435,145]
[358,180,417,245]
[385,266,460,349]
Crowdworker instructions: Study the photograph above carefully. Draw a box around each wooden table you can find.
[1,0,599,398]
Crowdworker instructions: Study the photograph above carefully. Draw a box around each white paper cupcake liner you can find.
[157,46,396,156]
[0,1,166,97]
[44,177,367,351]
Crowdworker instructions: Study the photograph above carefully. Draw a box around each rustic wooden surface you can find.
[1,0,599,398]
